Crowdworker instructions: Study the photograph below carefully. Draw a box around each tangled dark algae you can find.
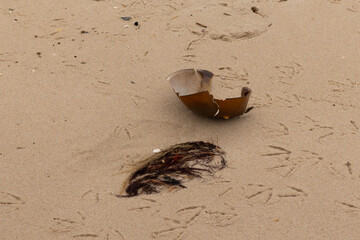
[119,141,226,197]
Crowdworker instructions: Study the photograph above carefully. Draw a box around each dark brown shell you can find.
[167,69,252,119]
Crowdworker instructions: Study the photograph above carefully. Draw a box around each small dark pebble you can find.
[81,30,89,34]
[131,81,135,84]
[74,56,77,58]
[81,62,86,64]
[57,42,60,45]
[121,16,131,21]
[36,52,41,57]
[14,18,18,21]
[34,35,38,38]
[134,21,139,26]
[251,6,259,13]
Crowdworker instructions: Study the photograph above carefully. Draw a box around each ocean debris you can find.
[119,141,226,197]
[167,69,253,119]
[121,16,131,21]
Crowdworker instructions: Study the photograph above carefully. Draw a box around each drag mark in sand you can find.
[122,197,161,215]
[81,190,100,203]
[73,233,98,238]
[71,228,126,240]
[328,161,360,180]
[51,211,126,239]
[260,122,290,137]
[0,192,24,205]
[244,184,273,204]
[345,161,353,175]
[335,200,360,212]
[213,67,249,89]
[261,145,292,156]
[318,132,334,140]
[244,184,308,205]
[128,206,152,211]
[50,216,84,233]
[267,161,296,178]
[181,54,196,63]
[266,148,325,178]
[274,61,303,81]
[350,120,359,131]
[152,204,238,239]
[218,187,233,197]
[152,206,205,239]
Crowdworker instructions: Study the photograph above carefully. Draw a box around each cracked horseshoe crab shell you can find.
[167,69,253,119]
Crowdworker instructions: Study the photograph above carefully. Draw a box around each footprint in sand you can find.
[167,3,270,44]
[0,192,25,214]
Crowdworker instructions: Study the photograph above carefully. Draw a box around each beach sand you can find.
[1,0,360,239]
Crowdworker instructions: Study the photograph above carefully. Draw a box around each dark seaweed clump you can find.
[120,141,226,197]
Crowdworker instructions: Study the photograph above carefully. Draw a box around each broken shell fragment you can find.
[167,69,252,119]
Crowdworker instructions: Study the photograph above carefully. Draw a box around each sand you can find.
[1,0,360,239]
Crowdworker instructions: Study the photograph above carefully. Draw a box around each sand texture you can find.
[1,0,360,239]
